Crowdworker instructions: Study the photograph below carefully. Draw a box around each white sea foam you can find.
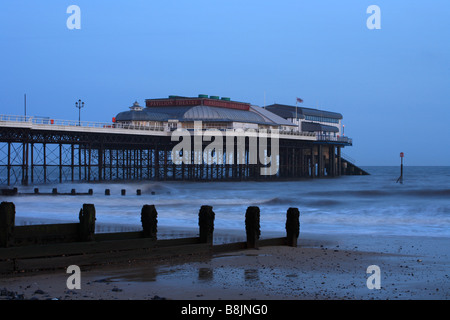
[4,166,450,238]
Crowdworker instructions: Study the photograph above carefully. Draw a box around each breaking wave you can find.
[5,166,450,237]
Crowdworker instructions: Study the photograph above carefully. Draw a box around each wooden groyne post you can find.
[245,206,260,249]
[285,207,300,247]
[0,202,15,248]
[141,204,158,239]
[78,204,96,242]
[0,188,18,196]
[198,205,215,244]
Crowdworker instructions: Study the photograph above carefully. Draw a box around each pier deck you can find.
[0,114,365,186]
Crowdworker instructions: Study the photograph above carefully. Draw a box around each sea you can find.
[3,166,450,240]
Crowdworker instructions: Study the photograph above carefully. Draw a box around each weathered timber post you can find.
[78,204,96,242]
[121,189,126,196]
[245,206,260,249]
[198,205,215,244]
[105,189,110,195]
[0,202,15,247]
[285,207,300,247]
[397,152,404,184]
[141,205,158,239]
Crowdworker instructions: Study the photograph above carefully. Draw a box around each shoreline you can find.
[1,231,449,300]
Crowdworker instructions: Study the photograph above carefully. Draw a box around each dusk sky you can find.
[1,1,449,166]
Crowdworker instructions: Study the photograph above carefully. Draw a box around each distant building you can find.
[114,95,296,131]
[265,104,343,138]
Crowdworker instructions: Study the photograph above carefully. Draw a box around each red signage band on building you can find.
[145,98,250,111]
[202,99,250,111]
[146,99,202,108]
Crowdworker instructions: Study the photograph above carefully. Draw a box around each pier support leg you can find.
[78,144,82,181]
[245,206,260,249]
[78,204,96,242]
[0,202,15,248]
[300,148,306,177]
[88,144,92,182]
[31,143,34,183]
[71,144,74,182]
[310,147,315,178]
[98,145,103,181]
[22,142,29,186]
[318,145,323,177]
[7,142,11,186]
[141,205,158,240]
[43,143,47,183]
[337,147,341,176]
[59,143,62,183]
[155,146,160,180]
[331,145,336,177]
[285,207,300,247]
[198,205,215,244]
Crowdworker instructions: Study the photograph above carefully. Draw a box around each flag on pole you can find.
[296,97,303,103]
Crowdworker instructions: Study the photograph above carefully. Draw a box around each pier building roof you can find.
[115,96,296,127]
[265,104,343,121]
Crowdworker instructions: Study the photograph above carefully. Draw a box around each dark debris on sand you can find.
[0,287,25,300]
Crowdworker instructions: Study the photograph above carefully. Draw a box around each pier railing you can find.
[0,114,167,132]
[316,133,352,144]
[341,152,356,163]
[1,114,350,143]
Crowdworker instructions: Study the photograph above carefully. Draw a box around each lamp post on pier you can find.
[75,99,85,126]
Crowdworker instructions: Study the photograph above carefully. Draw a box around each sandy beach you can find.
[1,232,449,301]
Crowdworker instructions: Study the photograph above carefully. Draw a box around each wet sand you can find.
[1,232,449,300]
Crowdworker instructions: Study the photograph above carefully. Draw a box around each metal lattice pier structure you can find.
[0,115,366,186]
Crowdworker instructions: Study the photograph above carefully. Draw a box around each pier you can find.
[0,114,367,186]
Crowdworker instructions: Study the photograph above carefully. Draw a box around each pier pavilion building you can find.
[114,95,297,132]
[264,104,343,139]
